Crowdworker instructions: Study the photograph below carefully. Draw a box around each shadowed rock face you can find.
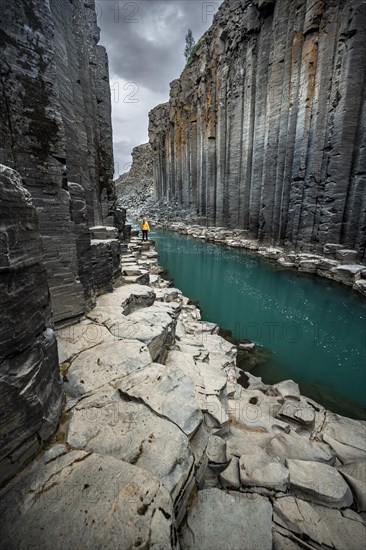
[0,0,116,323]
[149,0,366,260]
[0,165,63,486]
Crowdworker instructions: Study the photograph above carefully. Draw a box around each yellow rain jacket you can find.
[141,220,150,231]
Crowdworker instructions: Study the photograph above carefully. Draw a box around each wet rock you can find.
[179,488,272,550]
[286,459,353,508]
[353,279,366,297]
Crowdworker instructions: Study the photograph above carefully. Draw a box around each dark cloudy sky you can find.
[97,0,223,177]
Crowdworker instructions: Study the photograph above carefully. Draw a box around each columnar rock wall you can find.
[115,143,155,213]
[149,0,366,260]
[0,165,63,486]
[0,0,116,323]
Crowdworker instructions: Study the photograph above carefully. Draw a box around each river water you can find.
[145,226,366,420]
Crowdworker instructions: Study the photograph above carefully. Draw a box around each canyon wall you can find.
[0,165,62,486]
[0,0,117,324]
[149,0,366,260]
[0,0,118,484]
[115,143,155,213]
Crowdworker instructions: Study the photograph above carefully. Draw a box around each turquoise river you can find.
[143,226,366,420]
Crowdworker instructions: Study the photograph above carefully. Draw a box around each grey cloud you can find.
[97,0,223,174]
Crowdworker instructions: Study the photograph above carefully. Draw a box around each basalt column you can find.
[149,0,366,260]
[0,0,116,323]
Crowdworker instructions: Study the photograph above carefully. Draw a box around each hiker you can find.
[140,217,150,241]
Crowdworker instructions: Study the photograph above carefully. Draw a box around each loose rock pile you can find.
[0,237,365,549]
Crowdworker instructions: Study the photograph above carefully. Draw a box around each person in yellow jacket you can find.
[140,217,150,241]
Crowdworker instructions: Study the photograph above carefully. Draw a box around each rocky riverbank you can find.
[1,235,365,549]
[131,210,366,298]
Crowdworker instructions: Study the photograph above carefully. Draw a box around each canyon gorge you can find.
[0,0,366,548]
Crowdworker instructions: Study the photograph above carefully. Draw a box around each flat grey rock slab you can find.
[64,340,152,400]
[117,362,203,438]
[286,459,353,508]
[274,495,366,549]
[179,488,272,550]
[56,319,115,364]
[266,432,335,465]
[94,283,156,315]
[0,451,176,550]
[239,454,289,491]
[87,303,175,362]
[66,388,194,503]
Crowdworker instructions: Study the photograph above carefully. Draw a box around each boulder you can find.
[277,399,315,426]
[286,459,353,508]
[267,380,300,400]
[335,249,358,263]
[239,454,289,491]
[93,283,156,315]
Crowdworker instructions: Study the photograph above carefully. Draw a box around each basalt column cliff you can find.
[149,0,366,260]
[0,0,120,484]
[0,0,116,324]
